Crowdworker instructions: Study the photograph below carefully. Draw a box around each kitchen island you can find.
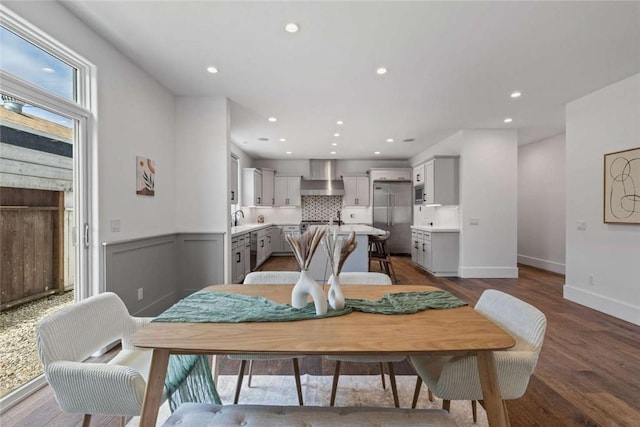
[307,224,385,282]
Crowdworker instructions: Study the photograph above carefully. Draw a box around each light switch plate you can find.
[111,219,121,232]
[577,221,587,231]
[469,217,480,226]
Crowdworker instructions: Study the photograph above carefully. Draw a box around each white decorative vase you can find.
[291,270,328,315]
[327,274,345,310]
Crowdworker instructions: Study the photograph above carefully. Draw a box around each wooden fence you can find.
[0,187,65,311]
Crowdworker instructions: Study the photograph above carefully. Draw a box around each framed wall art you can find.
[603,147,640,224]
[136,156,155,196]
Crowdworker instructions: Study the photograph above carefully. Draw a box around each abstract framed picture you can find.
[603,147,640,224]
[136,156,155,196]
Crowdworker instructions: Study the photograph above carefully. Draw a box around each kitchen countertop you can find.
[411,225,460,233]
[231,223,274,236]
[326,224,386,235]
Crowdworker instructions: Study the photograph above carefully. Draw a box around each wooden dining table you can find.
[132,284,515,427]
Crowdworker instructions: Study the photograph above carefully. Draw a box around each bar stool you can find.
[368,231,397,282]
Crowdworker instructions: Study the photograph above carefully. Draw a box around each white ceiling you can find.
[61,1,640,160]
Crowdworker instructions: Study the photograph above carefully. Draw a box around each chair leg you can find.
[292,358,304,406]
[330,360,341,407]
[247,359,254,387]
[233,360,247,404]
[412,376,422,409]
[379,362,387,389]
[472,400,478,423]
[81,414,91,427]
[442,400,451,412]
[387,362,399,408]
[211,355,220,386]
[428,389,433,402]
[120,416,126,427]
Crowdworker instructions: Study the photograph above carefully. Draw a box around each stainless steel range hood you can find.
[300,159,345,196]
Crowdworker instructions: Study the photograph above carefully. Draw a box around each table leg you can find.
[477,351,509,427]
[139,348,170,427]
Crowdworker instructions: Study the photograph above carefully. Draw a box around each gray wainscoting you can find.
[103,233,224,316]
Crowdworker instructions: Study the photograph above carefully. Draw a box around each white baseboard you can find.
[517,254,565,275]
[457,266,519,278]
[564,285,640,326]
[0,375,47,414]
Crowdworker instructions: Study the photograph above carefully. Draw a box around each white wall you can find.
[518,134,566,274]
[410,130,519,278]
[459,130,518,278]
[565,73,640,326]
[175,97,229,232]
[5,2,178,296]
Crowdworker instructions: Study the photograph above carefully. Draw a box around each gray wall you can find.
[103,233,224,316]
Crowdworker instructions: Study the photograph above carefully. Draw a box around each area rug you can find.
[127,375,487,426]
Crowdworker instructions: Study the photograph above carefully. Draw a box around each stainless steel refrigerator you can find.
[373,181,413,254]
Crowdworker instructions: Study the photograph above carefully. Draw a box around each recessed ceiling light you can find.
[279,138,286,142]
[336,120,344,125]
[286,151,292,154]
[42,67,55,73]
[258,137,269,141]
[376,67,388,75]
[504,118,513,123]
[386,138,394,143]
[206,66,219,74]
[331,143,338,146]
[268,117,277,122]
[374,151,381,155]
[334,133,340,137]
[285,23,300,33]
[330,151,337,155]
[510,91,522,98]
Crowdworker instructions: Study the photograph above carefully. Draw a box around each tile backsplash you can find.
[302,196,343,221]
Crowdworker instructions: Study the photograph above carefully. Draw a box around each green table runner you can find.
[157,288,467,412]
[154,289,467,323]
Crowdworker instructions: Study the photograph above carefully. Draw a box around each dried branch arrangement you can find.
[323,230,358,275]
[286,226,327,270]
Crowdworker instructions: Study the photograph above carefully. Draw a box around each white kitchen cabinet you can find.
[370,168,411,182]
[424,156,459,205]
[230,155,239,204]
[243,233,251,277]
[413,164,425,186]
[261,169,275,207]
[274,176,301,206]
[411,229,459,276]
[343,175,370,206]
[242,168,263,207]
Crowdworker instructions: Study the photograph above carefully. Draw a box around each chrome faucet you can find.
[232,209,244,227]
[336,210,342,226]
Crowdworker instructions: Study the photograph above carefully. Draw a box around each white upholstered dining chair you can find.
[324,272,406,407]
[410,289,547,421]
[227,271,304,405]
[36,292,159,427]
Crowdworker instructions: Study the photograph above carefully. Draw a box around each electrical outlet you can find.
[469,217,480,226]
[577,221,587,231]
[137,288,143,301]
[111,219,121,232]
[350,214,355,218]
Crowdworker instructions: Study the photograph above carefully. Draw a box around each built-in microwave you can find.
[414,185,424,205]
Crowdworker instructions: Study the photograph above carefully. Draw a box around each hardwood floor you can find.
[3,256,639,426]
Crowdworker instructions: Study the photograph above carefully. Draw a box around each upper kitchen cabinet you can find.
[424,156,459,205]
[343,175,370,206]
[230,155,239,204]
[242,168,263,206]
[413,164,425,186]
[274,176,301,206]
[370,168,412,182]
[261,169,275,207]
